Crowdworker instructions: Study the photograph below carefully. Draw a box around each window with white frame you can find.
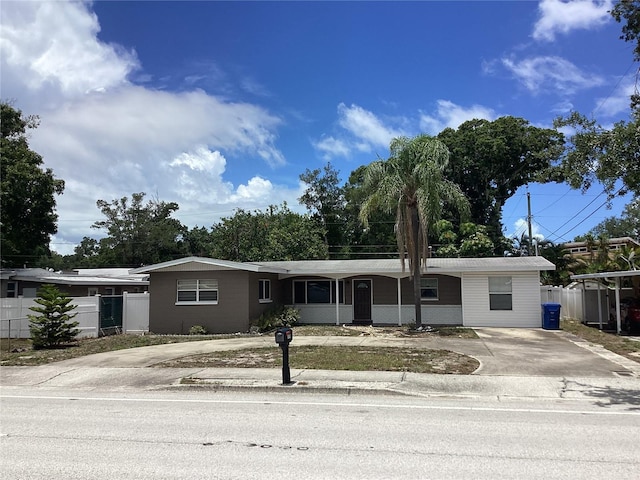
[420,278,438,301]
[176,279,218,304]
[293,280,344,304]
[489,276,512,310]
[259,279,271,302]
[6,282,16,298]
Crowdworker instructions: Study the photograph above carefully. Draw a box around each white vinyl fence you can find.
[123,292,149,334]
[1,293,150,339]
[540,286,583,321]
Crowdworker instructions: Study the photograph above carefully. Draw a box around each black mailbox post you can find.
[275,327,293,385]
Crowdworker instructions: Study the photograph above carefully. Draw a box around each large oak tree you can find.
[437,116,564,248]
[1,103,65,267]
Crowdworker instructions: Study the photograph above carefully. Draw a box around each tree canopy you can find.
[554,112,640,198]
[611,0,640,110]
[298,162,347,256]
[209,203,328,262]
[91,192,187,266]
[437,116,564,248]
[343,165,397,258]
[1,102,65,267]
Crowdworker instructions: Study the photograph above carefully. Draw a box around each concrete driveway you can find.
[472,328,638,376]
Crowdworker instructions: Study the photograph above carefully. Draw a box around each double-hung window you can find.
[259,279,271,302]
[420,278,438,301]
[176,279,218,304]
[489,276,512,310]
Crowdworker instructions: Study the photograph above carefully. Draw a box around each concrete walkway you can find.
[2,328,639,403]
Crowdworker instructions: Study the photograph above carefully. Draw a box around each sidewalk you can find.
[1,329,639,403]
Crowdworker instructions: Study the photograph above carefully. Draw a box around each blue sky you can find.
[1,0,636,255]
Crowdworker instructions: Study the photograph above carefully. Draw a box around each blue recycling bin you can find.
[542,303,561,330]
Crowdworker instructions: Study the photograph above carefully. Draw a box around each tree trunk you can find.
[411,206,422,328]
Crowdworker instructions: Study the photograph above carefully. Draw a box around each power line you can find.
[549,187,625,242]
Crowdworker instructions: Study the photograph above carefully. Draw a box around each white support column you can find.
[581,280,587,324]
[615,277,622,335]
[397,278,402,326]
[335,278,340,326]
[122,291,128,334]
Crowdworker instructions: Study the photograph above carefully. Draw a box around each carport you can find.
[570,270,640,334]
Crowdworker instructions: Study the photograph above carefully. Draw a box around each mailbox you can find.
[275,327,293,385]
[275,327,293,345]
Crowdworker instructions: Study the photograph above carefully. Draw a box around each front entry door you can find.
[353,279,372,324]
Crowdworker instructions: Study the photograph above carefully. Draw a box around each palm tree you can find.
[359,135,469,327]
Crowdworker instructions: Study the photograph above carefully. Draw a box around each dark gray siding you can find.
[148,270,251,334]
[247,272,283,321]
[373,275,461,305]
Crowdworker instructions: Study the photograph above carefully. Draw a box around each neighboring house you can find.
[132,256,555,334]
[0,268,149,298]
[563,237,640,259]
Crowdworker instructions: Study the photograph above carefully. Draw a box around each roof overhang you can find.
[136,256,555,279]
[131,256,289,274]
[10,274,148,286]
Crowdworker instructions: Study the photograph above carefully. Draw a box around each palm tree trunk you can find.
[411,206,422,328]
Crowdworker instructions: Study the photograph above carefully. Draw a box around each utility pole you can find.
[527,191,533,256]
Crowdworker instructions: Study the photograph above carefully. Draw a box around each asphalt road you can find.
[2,388,639,480]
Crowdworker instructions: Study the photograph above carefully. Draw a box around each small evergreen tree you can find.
[28,284,79,349]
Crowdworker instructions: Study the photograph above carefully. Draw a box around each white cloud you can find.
[512,218,545,242]
[501,55,605,94]
[313,136,352,160]
[533,0,613,42]
[312,103,408,159]
[550,99,575,114]
[419,100,497,135]
[337,103,406,149]
[593,79,636,118]
[0,0,294,250]
[0,0,138,102]
[232,177,274,201]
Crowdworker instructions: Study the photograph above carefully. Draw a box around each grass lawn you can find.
[560,318,640,363]
[0,334,229,366]
[157,345,480,375]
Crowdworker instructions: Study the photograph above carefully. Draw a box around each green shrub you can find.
[189,325,208,335]
[252,305,300,333]
[28,284,80,349]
